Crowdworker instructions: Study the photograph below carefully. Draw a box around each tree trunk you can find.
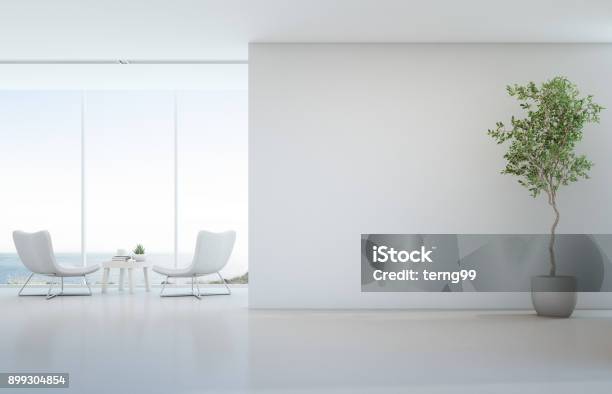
[549,197,560,277]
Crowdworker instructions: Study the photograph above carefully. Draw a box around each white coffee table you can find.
[101,260,152,294]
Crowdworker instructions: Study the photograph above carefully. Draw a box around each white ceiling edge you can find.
[0,0,611,61]
[0,64,248,90]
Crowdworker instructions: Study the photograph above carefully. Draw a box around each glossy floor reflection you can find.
[0,288,611,393]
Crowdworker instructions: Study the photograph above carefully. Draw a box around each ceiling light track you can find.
[0,59,248,65]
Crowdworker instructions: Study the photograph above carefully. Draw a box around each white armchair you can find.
[13,230,100,299]
[153,230,236,299]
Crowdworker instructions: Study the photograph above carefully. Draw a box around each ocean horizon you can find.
[0,253,247,285]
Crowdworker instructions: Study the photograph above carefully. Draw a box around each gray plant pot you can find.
[531,276,577,318]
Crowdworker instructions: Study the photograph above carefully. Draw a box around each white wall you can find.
[249,44,612,309]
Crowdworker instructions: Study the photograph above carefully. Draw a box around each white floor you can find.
[0,288,611,394]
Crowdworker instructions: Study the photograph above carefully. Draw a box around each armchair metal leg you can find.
[84,276,92,296]
[160,276,168,296]
[191,273,231,297]
[17,273,34,296]
[192,276,201,300]
[46,277,58,300]
[160,276,201,299]
[217,271,232,295]
[159,273,231,298]
[48,275,93,299]
[17,274,58,298]
[195,277,201,299]
[17,273,93,299]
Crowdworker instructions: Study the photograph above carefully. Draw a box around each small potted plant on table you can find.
[133,244,146,262]
[488,76,603,317]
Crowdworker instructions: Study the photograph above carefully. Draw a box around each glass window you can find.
[85,91,174,283]
[0,91,81,284]
[178,90,248,283]
[0,89,247,286]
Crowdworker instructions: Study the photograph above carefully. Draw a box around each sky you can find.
[0,90,248,276]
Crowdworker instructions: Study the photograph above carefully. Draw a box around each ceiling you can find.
[0,0,611,61]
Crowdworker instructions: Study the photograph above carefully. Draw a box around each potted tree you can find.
[488,76,603,317]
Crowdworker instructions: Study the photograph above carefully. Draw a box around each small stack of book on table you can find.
[112,255,133,262]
